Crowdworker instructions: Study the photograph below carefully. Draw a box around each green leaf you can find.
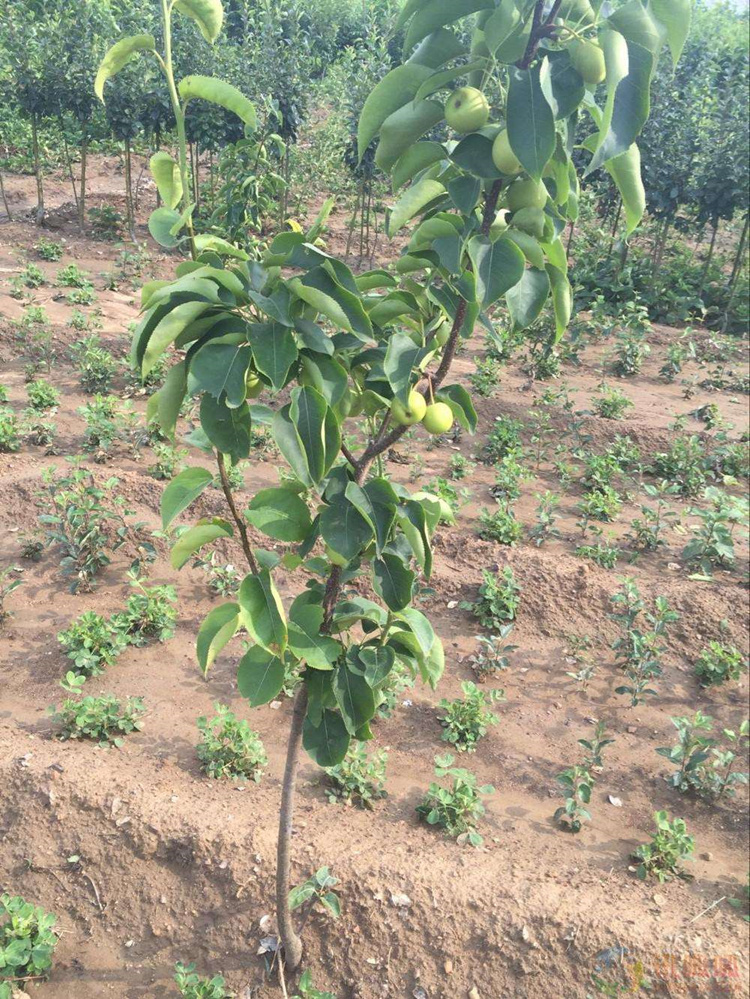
[171,519,232,569]
[149,152,183,210]
[143,300,212,376]
[608,0,665,53]
[193,234,249,259]
[403,0,495,56]
[586,41,653,175]
[178,75,256,127]
[388,179,446,237]
[467,235,525,306]
[506,267,550,329]
[375,100,444,174]
[353,645,396,687]
[237,645,285,706]
[650,0,691,66]
[290,268,373,341]
[438,383,478,433]
[484,0,520,53]
[333,663,376,736]
[95,35,156,101]
[414,59,487,101]
[357,63,433,161]
[196,602,240,676]
[606,143,646,236]
[148,206,184,248]
[546,264,572,341]
[373,554,415,612]
[384,333,430,404]
[303,709,350,766]
[507,64,556,180]
[273,386,336,488]
[407,27,467,68]
[320,495,373,563]
[174,0,224,44]
[200,394,252,464]
[191,342,251,407]
[161,466,214,528]
[238,569,287,655]
[245,487,312,542]
[541,52,585,120]
[154,360,188,436]
[450,132,502,180]
[249,322,298,390]
[448,175,482,213]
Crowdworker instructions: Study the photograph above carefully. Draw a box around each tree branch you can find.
[517,0,563,70]
[216,452,259,574]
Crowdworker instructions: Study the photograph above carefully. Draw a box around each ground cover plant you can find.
[0,0,747,995]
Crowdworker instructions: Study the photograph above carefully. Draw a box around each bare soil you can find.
[0,158,748,999]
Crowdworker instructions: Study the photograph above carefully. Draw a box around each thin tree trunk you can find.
[194,142,200,208]
[729,215,748,291]
[60,121,79,213]
[31,115,45,224]
[700,220,719,293]
[79,135,88,228]
[0,169,11,220]
[606,199,622,258]
[566,221,575,257]
[124,139,135,241]
[275,685,308,972]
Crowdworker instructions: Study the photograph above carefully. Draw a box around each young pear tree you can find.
[99,0,688,978]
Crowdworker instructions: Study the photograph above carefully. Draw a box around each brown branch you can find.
[517,0,563,70]
[216,452,259,574]
[340,442,358,467]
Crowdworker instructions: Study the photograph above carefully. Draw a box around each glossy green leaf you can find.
[375,100,444,174]
[507,64,556,180]
[320,495,373,562]
[403,0,495,56]
[161,466,213,529]
[249,322,298,390]
[650,0,691,66]
[587,41,653,175]
[95,35,155,101]
[333,663,376,736]
[484,1,520,52]
[237,645,285,705]
[245,487,312,542]
[191,342,251,407]
[303,709,350,766]
[200,394,252,464]
[174,0,223,43]
[373,554,415,612]
[407,28,467,69]
[388,178,446,237]
[239,569,287,655]
[467,235,525,306]
[143,300,212,377]
[179,75,255,125]
[438,383,478,433]
[148,206,184,248]
[606,143,646,236]
[608,0,665,53]
[450,132,503,179]
[506,266,550,329]
[149,152,183,210]
[171,519,233,569]
[384,333,430,404]
[414,59,487,101]
[193,234,249,259]
[196,602,240,676]
[545,264,572,341]
[357,63,433,161]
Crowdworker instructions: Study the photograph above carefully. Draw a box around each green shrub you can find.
[416,753,494,847]
[35,238,63,261]
[477,502,522,545]
[695,642,747,686]
[174,961,233,998]
[652,436,707,497]
[71,335,118,394]
[26,379,59,411]
[0,408,21,452]
[196,704,266,781]
[324,742,388,807]
[111,574,177,644]
[592,386,633,420]
[462,567,521,630]
[438,681,504,752]
[58,611,128,677]
[49,693,145,747]
[634,812,694,882]
[0,893,58,987]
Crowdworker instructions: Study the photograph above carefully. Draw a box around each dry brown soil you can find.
[0,159,748,999]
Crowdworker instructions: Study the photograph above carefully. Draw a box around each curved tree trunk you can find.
[79,135,88,229]
[31,115,44,224]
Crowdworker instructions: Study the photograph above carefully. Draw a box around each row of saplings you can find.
[2,569,748,995]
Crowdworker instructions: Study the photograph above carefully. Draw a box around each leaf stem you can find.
[216,452,259,573]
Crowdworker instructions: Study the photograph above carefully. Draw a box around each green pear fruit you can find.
[445,87,490,134]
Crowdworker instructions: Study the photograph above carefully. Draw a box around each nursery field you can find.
[0,160,748,998]
[0,1,749,998]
